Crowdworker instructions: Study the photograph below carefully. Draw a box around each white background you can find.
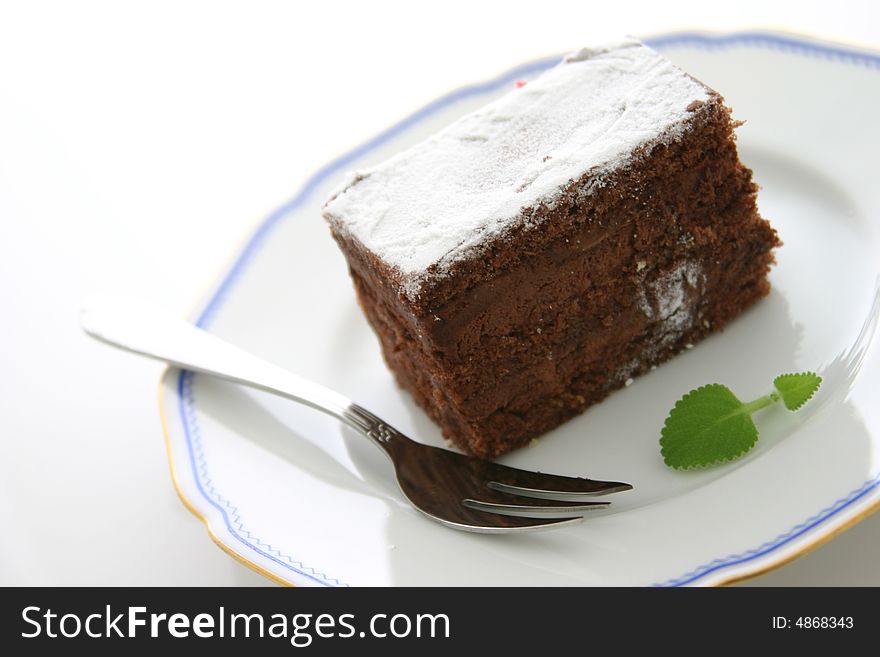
[1,0,878,585]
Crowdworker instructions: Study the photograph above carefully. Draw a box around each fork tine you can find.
[463,498,608,517]
[479,461,632,500]
[487,479,631,501]
[427,512,584,534]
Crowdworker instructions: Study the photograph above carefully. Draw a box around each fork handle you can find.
[80,295,406,446]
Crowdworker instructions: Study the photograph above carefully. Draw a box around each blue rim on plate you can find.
[172,30,880,587]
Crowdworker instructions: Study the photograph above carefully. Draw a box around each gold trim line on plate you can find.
[156,27,880,587]
[158,373,294,587]
[717,502,880,587]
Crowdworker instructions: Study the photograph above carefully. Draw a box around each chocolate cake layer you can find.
[324,40,780,457]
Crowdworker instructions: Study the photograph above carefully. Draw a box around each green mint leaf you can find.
[773,372,822,411]
[660,384,759,469]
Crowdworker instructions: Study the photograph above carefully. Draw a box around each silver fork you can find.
[81,296,632,533]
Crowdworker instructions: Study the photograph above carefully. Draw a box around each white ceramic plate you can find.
[159,31,880,586]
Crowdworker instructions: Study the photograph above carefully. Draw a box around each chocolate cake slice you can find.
[323,38,780,458]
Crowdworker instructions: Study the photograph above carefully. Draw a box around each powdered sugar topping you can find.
[638,259,704,344]
[323,38,709,299]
